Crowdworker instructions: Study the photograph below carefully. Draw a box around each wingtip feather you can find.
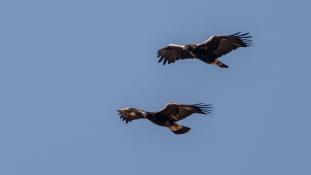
[192,103,213,115]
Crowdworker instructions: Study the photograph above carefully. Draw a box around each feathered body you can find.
[158,32,252,68]
[117,103,212,134]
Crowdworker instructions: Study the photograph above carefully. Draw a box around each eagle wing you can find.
[117,108,146,124]
[157,44,195,65]
[157,103,212,122]
[199,32,252,60]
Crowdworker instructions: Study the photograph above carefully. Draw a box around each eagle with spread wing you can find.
[158,32,252,68]
[117,103,212,134]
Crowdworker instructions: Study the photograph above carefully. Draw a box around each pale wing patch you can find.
[184,107,193,111]
[171,114,179,121]
[188,51,196,57]
[129,112,136,117]
[200,35,216,45]
[168,44,185,48]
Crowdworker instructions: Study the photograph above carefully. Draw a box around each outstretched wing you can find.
[199,32,252,60]
[157,103,212,122]
[117,108,147,124]
[157,44,195,65]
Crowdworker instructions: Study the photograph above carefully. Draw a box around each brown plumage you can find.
[158,32,252,68]
[117,103,212,134]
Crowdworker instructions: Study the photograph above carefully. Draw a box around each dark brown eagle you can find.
[117,103,212,134]
[157,32,252,68]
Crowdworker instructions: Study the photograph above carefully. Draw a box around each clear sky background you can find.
[0,0,310,175]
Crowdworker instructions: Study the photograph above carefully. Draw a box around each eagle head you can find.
[117,108,147,123]
[117,108,139,116]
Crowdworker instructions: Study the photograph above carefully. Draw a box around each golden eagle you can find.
[158,32,252,68]
[117,103,212,134]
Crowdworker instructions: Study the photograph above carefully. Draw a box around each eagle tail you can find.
[168,123,191,134]
[214,60,229,68]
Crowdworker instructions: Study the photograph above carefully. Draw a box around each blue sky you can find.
[0,0,310,175]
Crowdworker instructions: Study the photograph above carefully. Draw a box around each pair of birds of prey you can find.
[118,32,252,134]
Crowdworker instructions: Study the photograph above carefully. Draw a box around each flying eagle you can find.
[157,32,252,68]
[117,103,212,134]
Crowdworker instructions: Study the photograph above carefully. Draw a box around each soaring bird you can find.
[157,32,252,68]
[117,103,212,134]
